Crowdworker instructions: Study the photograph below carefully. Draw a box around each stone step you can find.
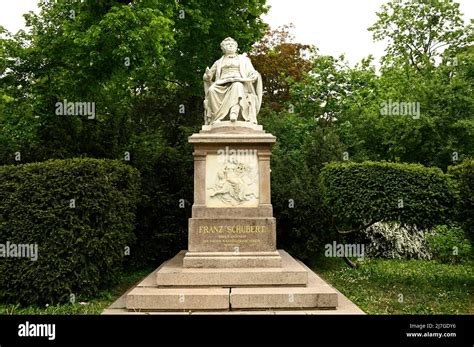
[125,271,337,311]
[183,251,282,268]
[126,287,229,311]
[124,251,339,311]
[230,269,338,309]
[155,250,307,287]
[230,288,337,309]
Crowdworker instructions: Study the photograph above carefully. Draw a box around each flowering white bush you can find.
[362,222,432,259]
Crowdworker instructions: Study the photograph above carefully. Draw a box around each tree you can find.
[0,0,270,163]
[289,44,473,169]
[369,0,473,70]
[0,0,270,265]
[249,24,314,111]
[0,0,177,161]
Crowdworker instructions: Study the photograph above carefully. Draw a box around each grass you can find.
[0,267,153,315]
[314,257,474,314]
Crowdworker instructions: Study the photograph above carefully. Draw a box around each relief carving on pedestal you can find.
[206,152,259,207]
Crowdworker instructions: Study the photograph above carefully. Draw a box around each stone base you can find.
[200,121,263,133]
[161,251,302,286]
[127,288,229,311]
[230,270,337,309]
[121,250,345,312]
[183,251,282,268]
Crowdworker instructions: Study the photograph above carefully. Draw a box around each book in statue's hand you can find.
[214,77,254,85]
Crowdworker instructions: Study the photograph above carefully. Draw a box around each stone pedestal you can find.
[184,121,281,268]
[121,122,341,312]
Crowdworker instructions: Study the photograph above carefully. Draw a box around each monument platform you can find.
[104,250,347,312]
[154,250,307,287]
[103,250,364,314]
[103,123,364,313]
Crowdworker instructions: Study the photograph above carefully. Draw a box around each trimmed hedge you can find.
[448,159,473,242]
[0,158,140,305]
[320,161,458,229]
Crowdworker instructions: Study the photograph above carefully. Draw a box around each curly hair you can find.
[220,37,238,53]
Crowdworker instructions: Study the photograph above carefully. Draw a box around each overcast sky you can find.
[1,0,473,66]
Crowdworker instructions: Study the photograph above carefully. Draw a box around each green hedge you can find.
[0,158,140,305]
[448,159,473,242]
[320,161,458,229]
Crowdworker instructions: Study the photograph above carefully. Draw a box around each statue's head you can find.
[220,37,238,55]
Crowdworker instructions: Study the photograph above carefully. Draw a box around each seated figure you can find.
[203,37,262,125]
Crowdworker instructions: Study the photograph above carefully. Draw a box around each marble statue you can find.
[203,37,263,125]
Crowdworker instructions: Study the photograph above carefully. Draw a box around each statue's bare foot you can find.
[230,113,237,122]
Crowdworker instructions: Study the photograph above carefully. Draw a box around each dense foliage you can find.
[0,0,269,265]
[259,111,344,259]
[0,0,472,268]
[426,225,472,264]
[320,161,458,230]
[0,158,140,305]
